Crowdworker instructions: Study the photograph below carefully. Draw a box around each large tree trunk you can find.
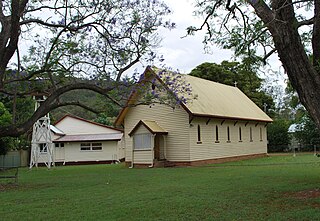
[250,0,320,129]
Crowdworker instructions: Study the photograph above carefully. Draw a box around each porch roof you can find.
[129,120,168,136]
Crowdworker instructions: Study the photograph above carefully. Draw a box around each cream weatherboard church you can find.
[115,66,272,167]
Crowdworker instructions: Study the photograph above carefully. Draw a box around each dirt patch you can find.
[291,188,320,199]
[283,189,320,209]
[0,183,19,191]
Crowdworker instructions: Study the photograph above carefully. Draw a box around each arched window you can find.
[260,127,263,141]
[215,125,219,142]
[250,127,253,142]
[239,127,242,142]
[197,124,201,143]
[227,126,231,142]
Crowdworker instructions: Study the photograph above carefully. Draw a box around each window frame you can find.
[249,127,253,142]
[133,133,152,150]
[215,125,220,143]
[80,142,103,151]
[197,124,202,144]
[227,126,231,143]
[239,126,242,142]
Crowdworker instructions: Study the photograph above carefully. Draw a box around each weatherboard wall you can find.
[62,141,119,162]
[37,141,119,163]
[189,118,267,161]
[124,103,190,163]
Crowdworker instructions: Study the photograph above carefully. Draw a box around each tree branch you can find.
[297,17,314,28]
[52,101,101,114]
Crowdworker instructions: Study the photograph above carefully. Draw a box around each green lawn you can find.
[1,154,320,221]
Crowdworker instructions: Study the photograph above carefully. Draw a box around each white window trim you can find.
[80,142,103,152]
[133,133,152,150]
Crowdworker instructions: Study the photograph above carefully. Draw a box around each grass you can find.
[1,154,320,220]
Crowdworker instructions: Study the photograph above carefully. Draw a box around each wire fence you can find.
[268,144,320,153]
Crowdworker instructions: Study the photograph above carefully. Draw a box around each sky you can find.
[152,0,288,96]
[153,0,233,74]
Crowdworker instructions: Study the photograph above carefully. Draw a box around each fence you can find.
[0,150,29,167]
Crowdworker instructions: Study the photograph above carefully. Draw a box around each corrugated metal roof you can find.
[115,66,272,126]
[184,75,272,122]
[128,120,168,136]
[54,133,123,142]
[141,120,168,133]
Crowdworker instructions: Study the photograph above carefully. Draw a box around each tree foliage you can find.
[0,0,174,137]
[190,61,274,113]
[191,0,320,131]
[267,119,290,152]
[295,114,320,146]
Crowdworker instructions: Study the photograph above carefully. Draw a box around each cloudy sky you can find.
[154,0,233,73]
[151,0,287,91]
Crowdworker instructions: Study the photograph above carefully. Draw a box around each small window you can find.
[80,143,91,151]
[197,125,201,143]
[239,127,242,142]
[134,134,152,150]
[227,126,231,142]
[250,127,253,142]
[215,125,219,143]
[55,143,65,148]
[92,143,102,151]
[260,127,263,141]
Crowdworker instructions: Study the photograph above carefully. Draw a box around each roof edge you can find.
[191,113,273,123]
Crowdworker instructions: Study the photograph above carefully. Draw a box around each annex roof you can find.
[115,66,272,126]
[53,133,123,143]
[55,115,123,132]
[129,120,168,136]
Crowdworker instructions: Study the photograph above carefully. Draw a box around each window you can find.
[239,127,242,142]
[260,127,263,141]
[197,125,201,143]
[227,126,231,142]
[80,143,91,151]
[80,143,102,151]
[215,125,219,143]
[39,143,47,153]
[134,134,152,150]
[55,143,65,148]
[92,143,102,151]
[250,127,253,142]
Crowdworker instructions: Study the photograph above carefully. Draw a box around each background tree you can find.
[295,114,320,150]
[267,119,290,152]
[190,61,274,114]
[189,0,320,130]
[0,0,174,138]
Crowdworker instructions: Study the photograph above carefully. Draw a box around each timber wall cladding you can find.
[124,103,190,162]
[64,141,118,162]
[189,118,267,161]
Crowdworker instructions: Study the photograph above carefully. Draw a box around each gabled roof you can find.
[183,74,272,122]
[129,120,168,136]
[55,115,123,132]
[115,66,272,126]
[53,133,123,143]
